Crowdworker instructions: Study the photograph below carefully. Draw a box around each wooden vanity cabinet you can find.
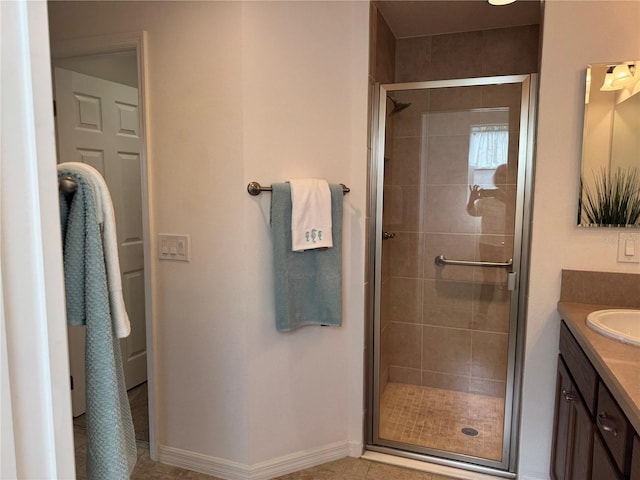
[552,321,640,480]
[593,432,624,480]
[551,356,594,480]
[597,382,634,476]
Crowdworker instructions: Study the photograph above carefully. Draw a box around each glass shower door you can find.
[371,75,533,474]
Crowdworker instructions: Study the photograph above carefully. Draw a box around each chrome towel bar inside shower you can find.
[247,181,350,196]
[434,255,513,268]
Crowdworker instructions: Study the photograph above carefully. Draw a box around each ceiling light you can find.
[488,0,516,5]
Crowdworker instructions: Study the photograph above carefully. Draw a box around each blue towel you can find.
[271,183,343,331]
[59,169,137,479]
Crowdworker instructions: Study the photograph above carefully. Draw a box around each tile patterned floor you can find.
[273,457,455,479]
[72,381,466,479]
[379,383,505,462]
[73,426,454,480]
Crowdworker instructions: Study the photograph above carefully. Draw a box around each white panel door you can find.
[54,67,147,416]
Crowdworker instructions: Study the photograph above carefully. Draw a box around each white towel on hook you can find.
[58,162,131,338]
[289,178,333,252]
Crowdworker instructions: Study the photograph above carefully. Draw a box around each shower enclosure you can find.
[367,75,536,476]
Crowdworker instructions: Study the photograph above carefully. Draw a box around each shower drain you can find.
[461,427,479,437]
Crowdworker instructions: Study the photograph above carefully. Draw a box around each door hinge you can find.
[507,272,517,291]
[70,375,74,390]
[53,100,57,117]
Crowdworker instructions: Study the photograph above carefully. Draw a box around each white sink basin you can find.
[586,309,640,347]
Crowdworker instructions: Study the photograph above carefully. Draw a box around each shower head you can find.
[387,95,411,115]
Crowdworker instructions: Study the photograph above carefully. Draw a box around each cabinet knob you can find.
[597,412,618,437]
[562,388,575,402]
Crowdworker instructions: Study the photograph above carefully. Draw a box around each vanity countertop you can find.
[558,301,640,434]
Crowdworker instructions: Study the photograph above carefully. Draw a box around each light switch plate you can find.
[158,234,190,262]
[617,232,640,263]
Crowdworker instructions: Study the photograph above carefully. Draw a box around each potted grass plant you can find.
[581,167,640,226]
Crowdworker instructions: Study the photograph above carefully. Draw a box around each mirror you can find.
[579,61,640,227]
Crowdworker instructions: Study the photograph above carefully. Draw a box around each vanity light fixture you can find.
[610,64,636,88]
[601,64,637,91]
[488,0,516,4]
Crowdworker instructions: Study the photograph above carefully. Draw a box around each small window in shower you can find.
[468,114,509,188]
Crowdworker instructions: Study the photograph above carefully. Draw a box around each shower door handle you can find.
[434,255,512,268]
[382,232,396,241]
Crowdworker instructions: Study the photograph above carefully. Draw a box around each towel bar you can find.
[247,181,350,196]
[435,255,513,268]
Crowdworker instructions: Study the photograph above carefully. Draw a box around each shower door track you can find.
[365,74,537,477]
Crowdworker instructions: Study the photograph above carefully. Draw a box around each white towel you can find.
[58,162,131,338]
[289,178,333,252]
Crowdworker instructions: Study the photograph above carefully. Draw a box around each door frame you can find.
[51,31,158,459]
[365,74,538,476]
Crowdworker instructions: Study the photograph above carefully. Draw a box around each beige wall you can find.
[520,1,640,478]
[48,0,369,469]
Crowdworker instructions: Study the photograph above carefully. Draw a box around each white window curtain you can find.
[468,124,509,169]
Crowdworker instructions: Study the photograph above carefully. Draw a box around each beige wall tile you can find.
[424,185,479,234]
[422,279,474,329]
[383,185,421,232]
[395,36,432,83]
[375,9,396,84]
[425,135,470,186]
[389,366,422,385]
[424,233,477,281]
[469,378,506,398]
[381,322,390,371]
[429,85,483,113]
[388,322,422,369]
[421,370,470,393]
[481,82,523,139]
[388,232,424,278]
[472,282,510,333]
[470,331,508,381]
[481,25,539,77]
[430,30,484,80]
[388,137,422,185]
[388,277,423,324]
[560,270,640,308]
[393,24,539,86]
[391,90,430,138]
[422,325,471,375]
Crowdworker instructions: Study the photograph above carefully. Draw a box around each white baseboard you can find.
[158,440,351,480]
[348,441,364,457]
[158,445,251,479]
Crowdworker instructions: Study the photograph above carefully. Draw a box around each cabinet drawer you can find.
[596,382,634,476]
[560,322,598,414]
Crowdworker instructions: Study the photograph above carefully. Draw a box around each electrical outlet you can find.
[158,234,190,262]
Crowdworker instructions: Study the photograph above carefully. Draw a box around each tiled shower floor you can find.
[379,382,505,462]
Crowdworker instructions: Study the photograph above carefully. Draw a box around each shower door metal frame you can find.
[366,74,538,477]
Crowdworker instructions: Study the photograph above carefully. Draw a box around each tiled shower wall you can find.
[378,19,539,398]
[383,85,519,398]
